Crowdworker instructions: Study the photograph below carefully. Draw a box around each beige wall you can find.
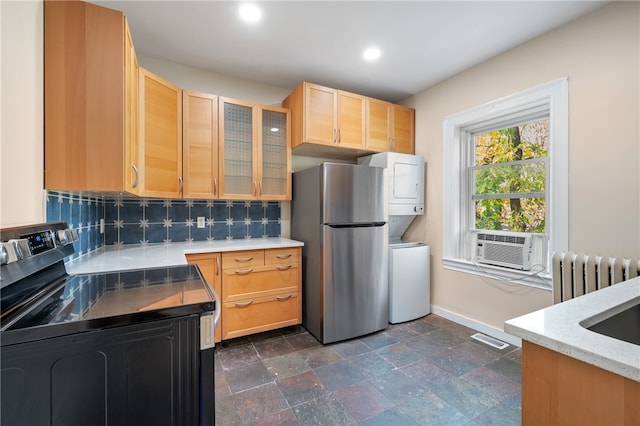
[138,55,291,106]
[1,0,45,227]
[403,1,640,330]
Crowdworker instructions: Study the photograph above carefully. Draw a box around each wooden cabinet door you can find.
[258,105,291,200]
[44,1,127,192]
[183,91,219,199]
[138,67,183,198]
[219,97,258,199]
[304,83,336,146]
[186,253,222,343]
[336,90,365,149]
[124,18,140,195]
[391,104,415,154]
[366,98,391,152]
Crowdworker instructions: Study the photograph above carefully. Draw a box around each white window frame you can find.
[442,78,568,289]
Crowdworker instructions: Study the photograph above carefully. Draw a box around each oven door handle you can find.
[212,288,221,330]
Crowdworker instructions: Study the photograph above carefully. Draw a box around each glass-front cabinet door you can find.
[219,98,257,199]
[219,98,291,200]
[260,106,291,200]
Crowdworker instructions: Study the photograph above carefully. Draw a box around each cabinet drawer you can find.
[222,250,265,269]
[265,247,301,265]
[222,265,300,301]
[222,293,301,340]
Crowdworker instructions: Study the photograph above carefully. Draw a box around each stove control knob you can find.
[56,229,69,245]
[1,242,19,265]
[67,228,79,242]
[0,244,8,265]
[8,239,31,260]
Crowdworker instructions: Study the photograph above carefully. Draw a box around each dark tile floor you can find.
[214,314,522,425]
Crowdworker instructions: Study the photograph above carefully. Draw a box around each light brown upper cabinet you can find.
[365,99,415,154]
[137,68,183,198]
[365,98,392,152]
[337,90,366,149]
[218,98,291,200]
[390,104,415,154]
[182,91,219,199]
[283,81,415,159]
[283,82,365,156]
[125,16,140,194]
[44,1,139,192]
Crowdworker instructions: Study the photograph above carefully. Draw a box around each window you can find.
[442,78,568,288]
[472,119,548,234]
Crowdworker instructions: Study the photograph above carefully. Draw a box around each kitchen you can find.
[1,0,639,425]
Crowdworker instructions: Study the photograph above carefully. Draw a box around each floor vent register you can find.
[470,333,509,350]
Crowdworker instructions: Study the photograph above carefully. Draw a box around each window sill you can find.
[442,257,552,291]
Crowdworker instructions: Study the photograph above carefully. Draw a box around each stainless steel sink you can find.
[586,302,640,346]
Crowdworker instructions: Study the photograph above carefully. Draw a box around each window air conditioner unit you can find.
[474,230,533,270]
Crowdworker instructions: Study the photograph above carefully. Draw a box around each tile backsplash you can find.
[46,191,105,260]
[45,191,282,257]
[104,198,281,246]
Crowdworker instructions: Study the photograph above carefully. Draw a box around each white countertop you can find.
[65,238,304,275]
[505,277,640,382]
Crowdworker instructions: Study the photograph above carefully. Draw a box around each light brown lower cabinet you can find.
[221,247,302,340]
[187,247,302,343]
[186,252,222,343]
[521,340,640,425]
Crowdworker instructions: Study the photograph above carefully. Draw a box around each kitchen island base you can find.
[522,341,640,425]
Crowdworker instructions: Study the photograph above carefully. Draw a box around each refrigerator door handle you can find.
[326,222,386,229]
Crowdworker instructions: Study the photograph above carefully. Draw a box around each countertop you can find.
[505,276,640,382]
[65,238,304,275]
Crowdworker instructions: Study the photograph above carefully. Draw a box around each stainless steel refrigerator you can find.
[291,163,388,344]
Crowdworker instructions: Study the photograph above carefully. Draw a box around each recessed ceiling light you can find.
[239,4,262,23]
[270,127,279,132]
[363,47,381,61]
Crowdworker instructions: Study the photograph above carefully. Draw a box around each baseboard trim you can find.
[430,306,522,348]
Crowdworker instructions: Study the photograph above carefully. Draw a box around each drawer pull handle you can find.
[235,256,253,262]
[275,254,292,259]
[276,265,292,271]
[234,301,253,308]
[235,268,253,275]
[276,295,292,302]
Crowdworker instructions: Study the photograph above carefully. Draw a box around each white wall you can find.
[403,1,640,331]
[1,0,45,227]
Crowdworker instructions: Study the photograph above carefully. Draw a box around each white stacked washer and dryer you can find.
[358,152,430,324]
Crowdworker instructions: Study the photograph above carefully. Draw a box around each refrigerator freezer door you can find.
[321,163,386,225]
[321,224,388,343]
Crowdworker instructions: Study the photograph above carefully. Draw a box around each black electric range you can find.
[1,222,217,425]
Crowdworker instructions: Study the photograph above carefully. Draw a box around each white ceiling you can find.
[93,1,608,103]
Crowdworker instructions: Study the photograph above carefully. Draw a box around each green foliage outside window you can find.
[473,119,548,233]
